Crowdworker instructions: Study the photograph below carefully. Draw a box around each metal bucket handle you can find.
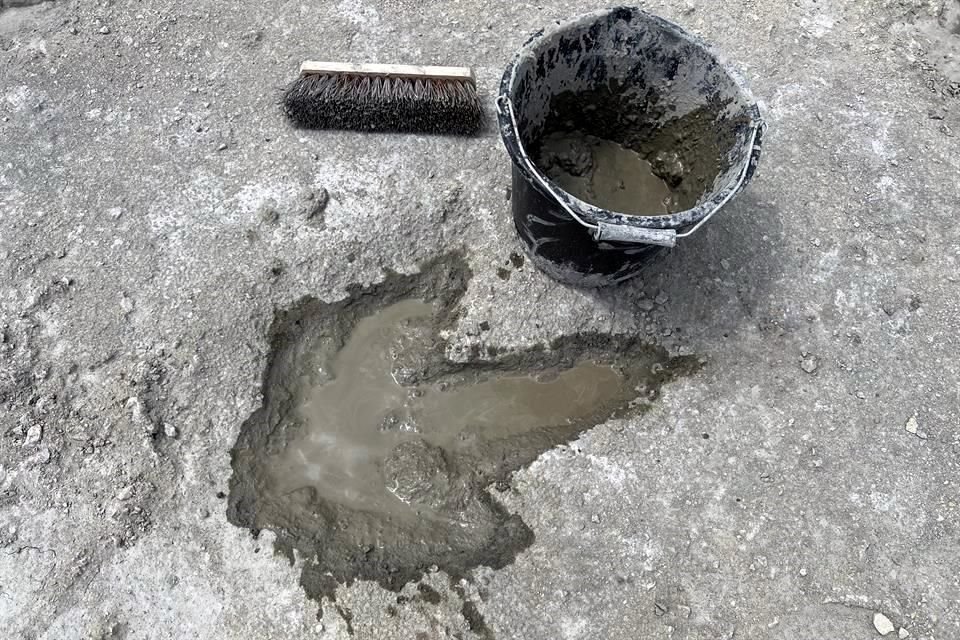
[497,94,761,249]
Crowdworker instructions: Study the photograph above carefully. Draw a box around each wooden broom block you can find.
[299,61,475,83]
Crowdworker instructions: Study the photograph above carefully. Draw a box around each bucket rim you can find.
[497,5,766,234]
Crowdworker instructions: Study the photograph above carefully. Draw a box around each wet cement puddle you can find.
[272,299,632,519]
[227,256,697,629]
[538,131,682,215]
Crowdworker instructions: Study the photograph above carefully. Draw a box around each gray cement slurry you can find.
[272,298,634,518]
[227,256,698,624]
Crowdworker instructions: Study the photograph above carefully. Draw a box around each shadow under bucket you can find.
[497,6,766,288]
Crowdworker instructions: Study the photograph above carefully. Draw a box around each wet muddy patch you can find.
[227,254,697,621]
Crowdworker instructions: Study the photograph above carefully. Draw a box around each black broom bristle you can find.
[283,73,484,135]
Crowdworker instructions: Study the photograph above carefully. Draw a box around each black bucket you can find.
[497,7,766,287]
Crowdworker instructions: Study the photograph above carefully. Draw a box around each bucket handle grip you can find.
[497,95,760,249]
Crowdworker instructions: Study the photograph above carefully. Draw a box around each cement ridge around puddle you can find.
[226,254,699,628]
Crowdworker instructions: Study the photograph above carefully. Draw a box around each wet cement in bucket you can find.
[227,256,700,624]
[537,131,682,215]
[530,85,751,213]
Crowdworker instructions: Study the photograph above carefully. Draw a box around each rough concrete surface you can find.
[1,0,958,638]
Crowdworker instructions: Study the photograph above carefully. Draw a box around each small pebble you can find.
[800,355,819,374]
[904,416,917,433]
[127,397,154,433]
[31,446,52,465]
[300,187,329,221]
[904,415,926,439]
[799,567,808,576]
[24,424,43,447]
[99,25,111,34]
[217,142,228,151]
[898,628,909,638]
[880,298,898,316]
[637,299,656,312]
[874,612,895,636]
[164,423,178,438]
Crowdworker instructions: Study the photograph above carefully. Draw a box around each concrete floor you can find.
[1,0,958,638]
